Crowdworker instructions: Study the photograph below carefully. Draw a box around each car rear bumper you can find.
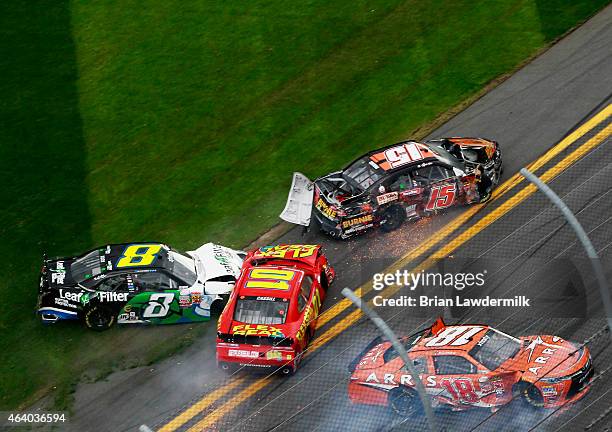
[216,343,296,371]
[38,307,79,324]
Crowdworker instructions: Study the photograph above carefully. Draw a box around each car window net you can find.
[234,298,289,325]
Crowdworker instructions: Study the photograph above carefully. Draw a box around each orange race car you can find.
[348,318,593,416]
[216,244,335,375]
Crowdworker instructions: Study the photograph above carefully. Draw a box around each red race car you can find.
[348,318,593,415]
[216,244,335,375]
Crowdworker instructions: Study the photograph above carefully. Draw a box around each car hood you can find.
[188,243,244,294]
[505,335,586,379]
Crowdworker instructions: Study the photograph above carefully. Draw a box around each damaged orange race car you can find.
[216,244,335,375]
[348,318,593,416]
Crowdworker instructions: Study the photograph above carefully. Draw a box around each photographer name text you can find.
[373,295,531,307]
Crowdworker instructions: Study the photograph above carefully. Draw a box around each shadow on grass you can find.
[535,0,609,42]
[0,2,91,409]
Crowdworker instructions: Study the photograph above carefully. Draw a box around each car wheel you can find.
[84,305,115,331]
[279,364,295,376]
[515,381,544,408]
[210,296,228,316]
[388,386,422,417]
[380,205,407,233]
[320,271,329,291]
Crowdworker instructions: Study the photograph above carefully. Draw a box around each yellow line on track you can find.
[163,104,611,432]
[157,378,245,432]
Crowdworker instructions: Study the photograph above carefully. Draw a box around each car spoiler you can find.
[348,319,446,373]
[348,336,383,373]
[279,172,314,226]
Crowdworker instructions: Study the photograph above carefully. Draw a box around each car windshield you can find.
[425,143,464,169]
[469,329,521,371]
[344,156,384,190]
[234,297,289,325]
[70,250,104,282]
[168,251,197,285]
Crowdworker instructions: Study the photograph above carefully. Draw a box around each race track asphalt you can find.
[65,4,612,432]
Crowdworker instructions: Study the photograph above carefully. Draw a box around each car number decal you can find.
[117,244,162,268]
[143,292,174,318]
[425,183,456,211]
[245,268,296,291]
[384,143,424,168]
[426,326,484,347]
[441,378,478,403]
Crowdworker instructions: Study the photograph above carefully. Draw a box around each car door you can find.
[433,353,482,406]
[127,271,181,323]
[93,274,130,304]
[296,275,321,349]
[413,164,459,213]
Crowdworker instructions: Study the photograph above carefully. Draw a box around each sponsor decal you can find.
[256,296,276,301]
[54,297,78,309]
[315,198,337,220]
[179,295,191,308]
[212,244,235,274]
[118,311,139,322]
[400,188,421,197]
[365,372,438,388]
[191,293,202,304]
[51,272,66,285]
[542,386,558,396]
[80,293,90,305]
[376,192,399,205]
[266,350,282,360]
[341,214,374,229]
[98,292,129,302]
[525,336,563,376]
[296,289,322,341]
[59,289,82,303]
[228,349,259,359]
[232,324,285,338]
[255,244,318,259]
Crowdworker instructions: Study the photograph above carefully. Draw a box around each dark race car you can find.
[37,242,245,330]
[280,137,502,239]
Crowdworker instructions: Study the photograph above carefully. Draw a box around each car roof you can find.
[409,325,491,354]
[73,243,173,281]
[344,140,441,174]
[235,264,305,300]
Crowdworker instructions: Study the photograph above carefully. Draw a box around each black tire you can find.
[211,296,228,316]
[380,205,407,233]
[320,271,329,291]
[514,381,544,408]
[84,305,115,331]
[279,364,295,376]
[388,386,422,417]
